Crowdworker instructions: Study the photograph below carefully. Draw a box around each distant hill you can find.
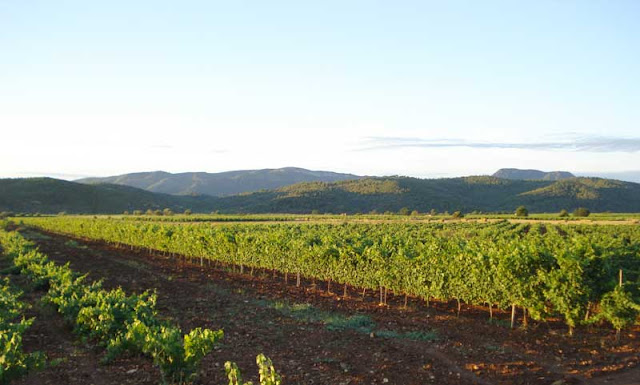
[3,175,640,215]
[76,167,361,197]
[578,170,640,184]
[0,178,218,214]
[493,168,574,181]
[205,176,640,214]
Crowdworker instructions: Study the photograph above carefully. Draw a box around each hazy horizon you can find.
[4,166,640,184]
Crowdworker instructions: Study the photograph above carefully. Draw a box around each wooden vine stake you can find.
[616,269,622,343]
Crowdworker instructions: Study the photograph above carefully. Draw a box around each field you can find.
[1,215,639,384]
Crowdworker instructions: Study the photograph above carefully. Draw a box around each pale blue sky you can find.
[1,1,639,180]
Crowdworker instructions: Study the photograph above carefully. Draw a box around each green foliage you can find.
[0,279,45,383]
[515,206,528,217]
[573,207,591,217]
[542,255,588,334]
[0,318,46,384]
[225,361,246,385]
[225,354,281,385]
[595,286,640,333]
[75,289,158,346]
[0,229,225,384]
[117,321,223,384]
[559,209,569,217]
[17,217,640,336]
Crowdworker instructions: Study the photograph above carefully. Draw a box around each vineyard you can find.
[17,217,640,336]
[0,226,281,384]
[2,216,639,384]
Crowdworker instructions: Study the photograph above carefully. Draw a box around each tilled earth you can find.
[6,228,639,385]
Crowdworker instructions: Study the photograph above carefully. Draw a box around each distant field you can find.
[117,213,640,227]
[12,212,640,225]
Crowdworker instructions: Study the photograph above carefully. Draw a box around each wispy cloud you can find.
[149,144,174,150]
[357,135,640,152]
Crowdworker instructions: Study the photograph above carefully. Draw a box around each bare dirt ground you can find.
[5,228,639,385]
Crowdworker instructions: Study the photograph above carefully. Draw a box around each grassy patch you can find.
[487,318,512,328]
[267,300,375,333]
[21,230,52,241]
[403,330,438,341]
[373,330,400,339]
[375,329,438,341]
[63,240,87,249]
[265,300,437,340]
[325,314,375,333]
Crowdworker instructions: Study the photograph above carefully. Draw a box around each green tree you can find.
[515,206,528,217]
[573,207,590,217]
[398,207,410,216]
[559,209,569,217]
[184,209,192,216]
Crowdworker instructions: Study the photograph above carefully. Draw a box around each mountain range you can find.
[76,168,360,196]
[2,167,640,214]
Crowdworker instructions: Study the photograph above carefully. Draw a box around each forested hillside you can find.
[3,176,640,214]
[206,176,640,213]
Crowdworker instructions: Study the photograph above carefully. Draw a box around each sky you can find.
[1,0,640,181]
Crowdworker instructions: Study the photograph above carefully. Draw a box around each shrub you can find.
[573,207,590,217]
[515,206,528,217]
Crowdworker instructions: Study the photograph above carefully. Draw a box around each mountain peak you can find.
[493,168,574,181]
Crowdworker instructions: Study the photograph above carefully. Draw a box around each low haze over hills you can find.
[76,168,361,197]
